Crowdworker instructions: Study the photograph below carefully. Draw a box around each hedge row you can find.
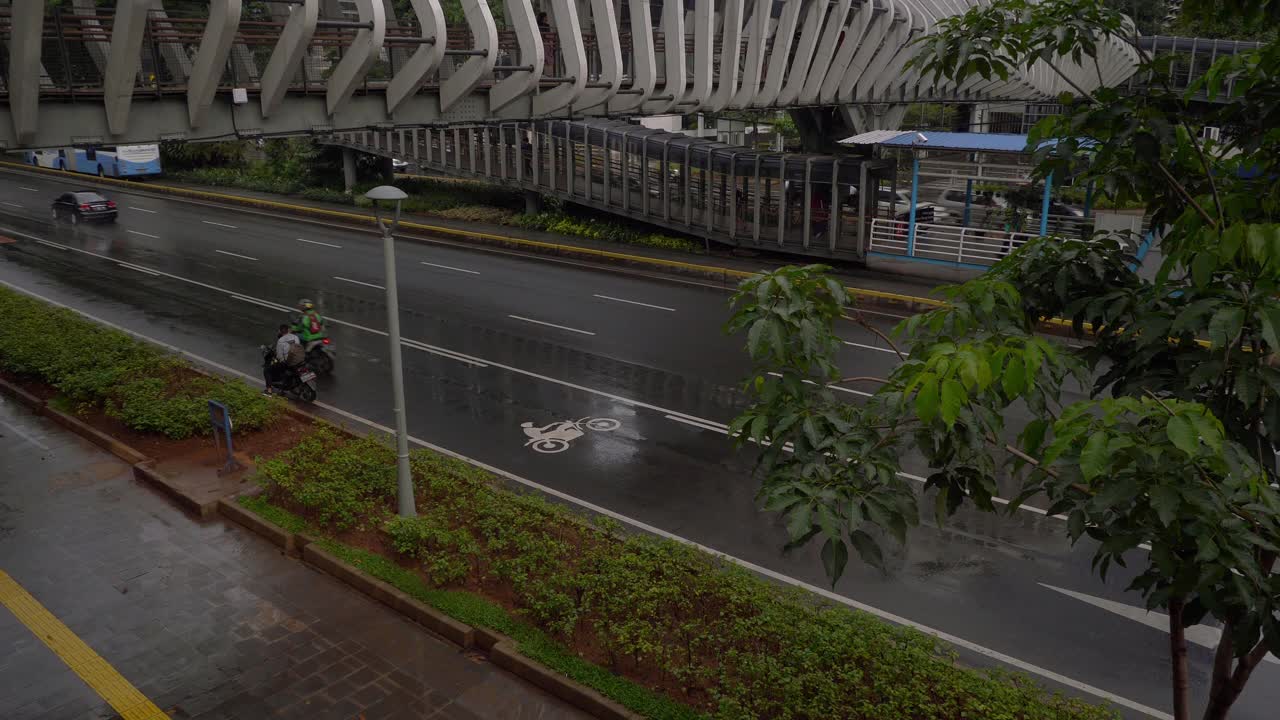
[0,287,278,438]
[255,425,1116,720]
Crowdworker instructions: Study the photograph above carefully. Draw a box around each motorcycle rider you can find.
[263,324,305,395]
[292,299,327,348]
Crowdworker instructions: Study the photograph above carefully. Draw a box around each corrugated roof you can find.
[879,131,1033,153]
[838,130,909,146]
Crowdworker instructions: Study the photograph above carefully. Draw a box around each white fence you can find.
[869,218,1041,266]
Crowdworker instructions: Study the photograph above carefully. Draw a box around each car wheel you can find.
[69,212,79,226]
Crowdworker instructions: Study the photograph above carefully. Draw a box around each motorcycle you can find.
[303,337,335,376]
[260,345,318,402]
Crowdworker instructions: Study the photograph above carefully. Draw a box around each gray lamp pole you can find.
[365,185,415,518]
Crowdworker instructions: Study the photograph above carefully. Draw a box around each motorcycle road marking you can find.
[592,294,676,312]
[202,220,238,229]
[36,239,68,251]
[216,249,258,261]
[766,371,873,398]
[0,278,1176,719]
[127,230,159,239]
[521,417,620,454]
[2,202,22,208]
[421,261,479,275]
[508,314,595,336]
[18,186,38,192]
[298,238,342,248]
[333,276,385,290]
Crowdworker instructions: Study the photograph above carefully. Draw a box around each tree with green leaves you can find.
[726,2,1280,718]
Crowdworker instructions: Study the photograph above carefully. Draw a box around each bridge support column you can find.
[379,156,395,183]
[342,148,358,193]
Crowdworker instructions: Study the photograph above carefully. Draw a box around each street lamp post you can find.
[365,185,415,518]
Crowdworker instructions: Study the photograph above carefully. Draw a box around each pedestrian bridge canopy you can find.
[0,0,1143,149]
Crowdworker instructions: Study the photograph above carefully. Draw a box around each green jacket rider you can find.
[292,299,327,343]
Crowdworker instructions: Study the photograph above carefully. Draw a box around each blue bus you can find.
[24,144,162,178]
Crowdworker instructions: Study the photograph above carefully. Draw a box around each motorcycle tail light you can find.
[322,338,331,345]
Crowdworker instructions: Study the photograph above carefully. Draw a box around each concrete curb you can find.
[0,376,45,411]
[221,501,641,720]
[130,461,218,519]
[41,406,151,467]
[0,162,945,316]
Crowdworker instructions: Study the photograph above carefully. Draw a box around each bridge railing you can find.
[869,218,1040,267]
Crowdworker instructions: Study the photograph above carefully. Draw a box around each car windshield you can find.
[73,192,106,203]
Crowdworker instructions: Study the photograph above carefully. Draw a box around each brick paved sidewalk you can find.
[0,396,590,720]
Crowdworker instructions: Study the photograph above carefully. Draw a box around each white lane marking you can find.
[1040,584,1278,666]
[36,239,68,251]
[231,294,292,312]
[0,276,1175,718]
[508,314,595,336]
[202,220,238,229]
[664,414,730,433]
[215,249,258,261]
[2,202,22,208]
[592,294,676,312]
[333,275,385,290]
[0,418,51,451]
[117,262,160,276]
[402,337,489,368]
[128,206,157,214]
[298,238,342,249]
[421,260,480,275]
[127,230,159,239]
[766,371,873,398]
[0,277,1176,719]
[844,340,898,355]
[18,186,38,192]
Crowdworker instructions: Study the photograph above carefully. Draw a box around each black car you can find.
[51,190,117,224]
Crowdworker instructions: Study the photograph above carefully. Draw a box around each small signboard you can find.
[208,400,242,476]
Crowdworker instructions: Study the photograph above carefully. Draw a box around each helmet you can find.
[298,299,315,311]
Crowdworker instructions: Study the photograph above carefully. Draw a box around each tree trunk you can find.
[1202,621,1235,720]
[1169,598,1191,720]
[1203,639,1271,720]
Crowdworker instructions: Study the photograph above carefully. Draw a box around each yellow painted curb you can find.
[0,162,945,313]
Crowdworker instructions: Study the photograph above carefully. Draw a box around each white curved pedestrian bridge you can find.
[0,0,1142,148]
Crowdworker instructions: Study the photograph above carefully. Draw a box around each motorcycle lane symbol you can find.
[521,417,621,454]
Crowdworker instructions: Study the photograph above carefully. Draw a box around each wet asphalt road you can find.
[0,168,1276,720]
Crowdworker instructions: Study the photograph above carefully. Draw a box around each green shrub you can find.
[256,429,1117,720]
[0,288,278,438]
[255,425,397,530]
[513,211,703,253]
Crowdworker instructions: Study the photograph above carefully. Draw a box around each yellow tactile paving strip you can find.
[0,570,169,720]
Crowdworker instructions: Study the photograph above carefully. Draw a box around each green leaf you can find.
[1150,485,1181,526]
[1166,415,1200,457]
[940,380,965,427]
[1191,252,1216,288]
[1207,306,1244,347]
[1257,306,1280,352]
[915,377,940,423]
[786,504,813,541]
[849,529,885,571]
[820,537,849,587]
[1080,431,1109,481]
[1195,534,1220,563]
[1002,354,1026,398]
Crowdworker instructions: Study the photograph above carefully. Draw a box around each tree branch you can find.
[1168,597,1191,720]
[841,313,907,361]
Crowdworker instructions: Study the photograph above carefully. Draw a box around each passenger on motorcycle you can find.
[263,324,305,395]
[292,299,327,347]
